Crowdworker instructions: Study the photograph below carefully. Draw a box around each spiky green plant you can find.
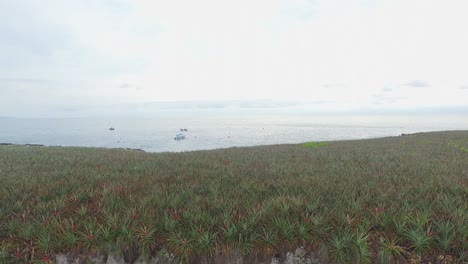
[191,228,217,257]
[62,231,79,250]
[393,218,408,237]
[37,230,51,254]
[258,227,279,255]
[167,232,193,264]
[311,220,331,244]
[405,227,433,254]
[436,221,455,252]
[272,218,296,243]
[354,231,371,264]
[98,225,114,252]
[5,220,18,236]
[20,223,37,242]
[327,231,353,264]
[222,222,238,248]
[378,236,407,263]
[137,225,157,260]
[81,227,98,252]
[295,221,311,243]
[237,221,258,255]
[120,219,137,242]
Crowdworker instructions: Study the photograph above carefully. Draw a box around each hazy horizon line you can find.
[2,100,468,119]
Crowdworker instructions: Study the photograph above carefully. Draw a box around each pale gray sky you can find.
[1,0,468,117]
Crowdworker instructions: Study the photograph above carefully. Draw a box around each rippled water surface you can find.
[1,114,467,152]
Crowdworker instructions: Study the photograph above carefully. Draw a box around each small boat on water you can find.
[109,127,115,131]
[180,128,188,131]
[174,134,186,140]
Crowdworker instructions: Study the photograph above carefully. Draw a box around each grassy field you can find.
[0,131,467,263]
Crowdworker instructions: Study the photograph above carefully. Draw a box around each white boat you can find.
[174,134,186,140]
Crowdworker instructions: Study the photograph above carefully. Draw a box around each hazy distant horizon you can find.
[2,99,468,121]
[1,0,467,119]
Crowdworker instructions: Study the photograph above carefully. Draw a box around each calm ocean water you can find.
[1,114,467,152]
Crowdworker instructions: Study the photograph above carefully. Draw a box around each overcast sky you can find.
[1,0,468,117]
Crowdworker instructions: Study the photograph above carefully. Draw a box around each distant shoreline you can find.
[0,142,44,147]
[0,142,146,152]
[1,130,467,153]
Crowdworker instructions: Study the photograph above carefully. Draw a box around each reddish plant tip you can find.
[44,255,51,263]
[172,213,181,221]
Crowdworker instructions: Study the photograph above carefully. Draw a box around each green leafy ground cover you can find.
[303,142,328,148]
[0,131,467,263]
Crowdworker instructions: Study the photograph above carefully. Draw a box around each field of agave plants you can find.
[0,131,467,263]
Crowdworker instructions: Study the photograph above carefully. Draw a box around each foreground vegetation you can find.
[0,131,467,263]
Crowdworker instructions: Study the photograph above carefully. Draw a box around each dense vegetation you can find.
[0,131,467,263]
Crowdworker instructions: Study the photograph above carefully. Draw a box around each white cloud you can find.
[0,0,467,117]
[402,81,429,88]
